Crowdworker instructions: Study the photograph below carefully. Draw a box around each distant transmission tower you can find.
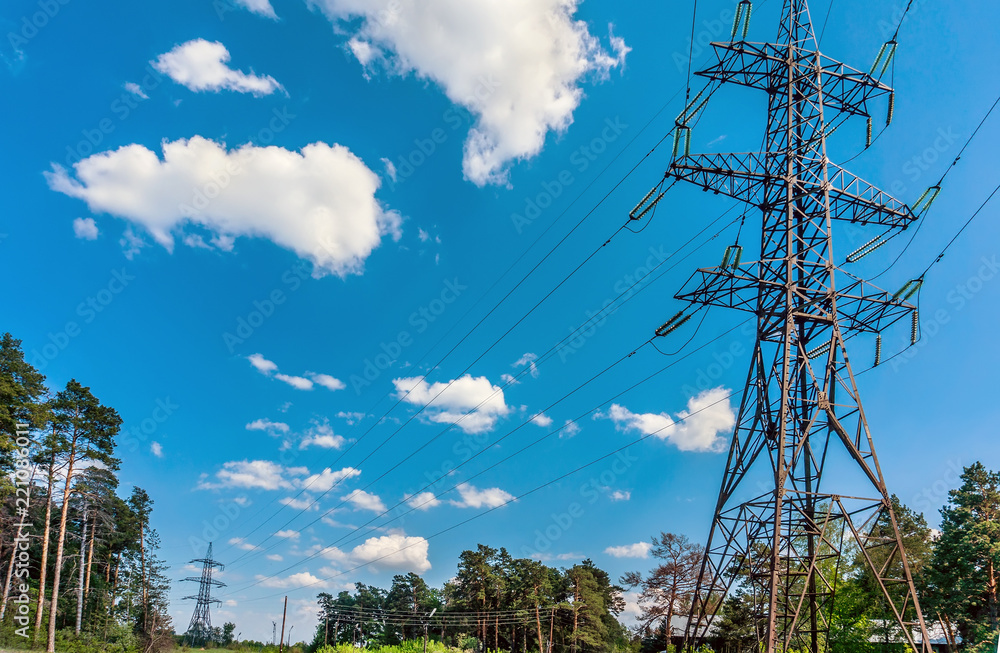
[641,1,932,651]
[183,542,226,645]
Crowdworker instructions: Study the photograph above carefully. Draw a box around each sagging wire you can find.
[869,93,1000,280]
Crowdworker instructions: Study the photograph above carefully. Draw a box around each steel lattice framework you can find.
[183,542,226,645]
[647,1,932,651]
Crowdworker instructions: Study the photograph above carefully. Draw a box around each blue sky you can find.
[3,0,999,642]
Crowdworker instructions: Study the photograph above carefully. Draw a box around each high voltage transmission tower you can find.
[182,542,226,645]
[639,0,932,651]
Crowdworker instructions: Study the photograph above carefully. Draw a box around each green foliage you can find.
[924,462,1000,647]
[314,640,465,653]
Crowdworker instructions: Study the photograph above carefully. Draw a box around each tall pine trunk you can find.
[571,583,580,653]
[47,450,76,653]
[534,601,544,653]
[84,521,95,605]
[33,456,55,644]
[139,518,147,631]
[75,507,87,634]
[104,551,121,639]
[0,543,16,621]
[988,559,998,629]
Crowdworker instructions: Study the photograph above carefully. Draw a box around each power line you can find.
[222,201,741,573]
[918,180,1000,277]
[224,318,748,589]
[230,384,745,604]
[216,82,694,561]
[866,91,1000,279]
[817,0,835,45]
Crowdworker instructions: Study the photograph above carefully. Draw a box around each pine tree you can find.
[924,462,1000,649]
[621,533,704,638]
[46,379,121,653]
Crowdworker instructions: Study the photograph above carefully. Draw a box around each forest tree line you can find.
[0,332,172,653]
[306,463,1000,653]
[310,546,629,653]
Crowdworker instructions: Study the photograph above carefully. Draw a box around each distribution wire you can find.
[221,201,743,572]
[218,134,734,570]
[221,318,751,594]
[853,180,1000,376]
[224,205,650,568]
[215,78,698,560]
[229,380,746,603]
[868,91,1000,280]
[216,0,726,566]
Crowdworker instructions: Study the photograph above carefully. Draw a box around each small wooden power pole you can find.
[278,596,288,653]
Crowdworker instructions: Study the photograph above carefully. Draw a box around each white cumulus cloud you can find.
[308,373,346,391]
[256,571,326,589]
[275,373,314,390]
[320,532,430,573]
[153,39,282,96]
[45,137,401,276]
[274,529,300,540]
[393,374,510,434]
[299,422,348,450]
[229,537,259,551]
[605,542,651,558]
[301,467,360,492]
[450,483,514,509]
[233,0,277,18]
[247,353,278,374]
[513,352,540,379]
[280,494,318,510]
[599,388,735,453]
[561,420,581,438]
[529,413,553,428]
[197,460,307,491]
[406,492,440,511]
[150,441,163,458]
[73,217,99,240]
[308,0,628,185]
[246,418,290,434]
[342,489,386,513]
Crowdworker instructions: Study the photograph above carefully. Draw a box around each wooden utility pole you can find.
[278,596,288,653]
[547,608,555,653]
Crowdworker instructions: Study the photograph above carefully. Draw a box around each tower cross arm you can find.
[697,42,893,118]
[674,266,916,335]
[669,154,917,228]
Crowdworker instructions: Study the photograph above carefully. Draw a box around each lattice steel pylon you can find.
[644,1,932,652]
[182,542,226,645]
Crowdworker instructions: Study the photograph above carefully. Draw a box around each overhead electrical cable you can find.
[226,384,745,602]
